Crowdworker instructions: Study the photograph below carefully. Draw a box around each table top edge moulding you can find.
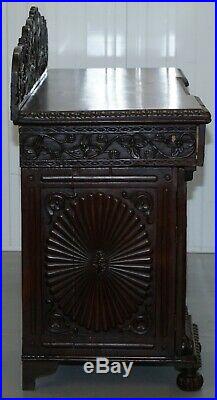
[10,6,212,392]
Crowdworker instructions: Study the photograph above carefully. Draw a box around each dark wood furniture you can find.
[11,7,211,391]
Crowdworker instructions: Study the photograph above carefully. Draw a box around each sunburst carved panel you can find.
[45,193,152,332]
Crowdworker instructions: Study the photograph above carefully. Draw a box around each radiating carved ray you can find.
[97,194,104,241]
[54,273,80,303]
[109,266,151,280]
[101,279,116,329]
[109,270,148,290]
[48,235,87,259]
[61,211,88,252]
[78,279,96,327]
[95,283,100,331]
[112,236,150,256]
[47,250,87,263]
[51,238,87,261]
[111,271,149,299]
[99,277,121,327]
[47,269,85,288]
[46,266,84,276]
[111,224,146,256]
[108,204,136,245]
[64,206,90,249]
[48,237,75,254]
[52,272,88,310]
[94,194,102,244]
[108,210,139,249]
[104,284,123,325]
[110,268,150,289]
[72,276,95,311]
[109,263,151,270]
[52,274,81,302]
[54,283,75,305]
[99,279,108,331]
[47,255,77,262]
[111,244,150,263]
[112,255,152,264]
[106,202,128,244]
[85,280,97,329]
[101,194,112,239]
[110,273,138,311]
[90,195,98,241]
[111,251,151,265]
[71,214,91,249]
[47,261,84,269]
[49,279,74,299]
[79,197,95,244]
[54,221,78,247]
[106,276,131,322]
[111,220,144,252]
[103,198,120,242]
[62,276,90,315]
[51,228,87,257]
[46,270,86,289]
[111,272,144,303]
[47,245,87,263]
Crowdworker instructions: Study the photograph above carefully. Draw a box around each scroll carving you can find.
[121,305,153,335]
[46,298,78,335]
[45,192,76,222]
[11,6,48,121]
[122,191,154,224]
[20,125,197,167]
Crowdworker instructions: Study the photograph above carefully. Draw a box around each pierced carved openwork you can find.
[11,6,48,121]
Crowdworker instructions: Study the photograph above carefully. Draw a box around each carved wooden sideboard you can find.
[11,7,211,391]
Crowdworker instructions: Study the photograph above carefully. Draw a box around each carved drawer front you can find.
[19,167,178,358]
[19,124,202,168]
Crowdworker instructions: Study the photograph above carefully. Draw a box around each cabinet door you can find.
[22,167,177,360]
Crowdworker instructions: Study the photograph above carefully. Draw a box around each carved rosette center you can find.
[20,125,197,167]
[89,250,109,275]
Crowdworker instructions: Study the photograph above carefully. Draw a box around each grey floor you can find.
[2,252,214,398]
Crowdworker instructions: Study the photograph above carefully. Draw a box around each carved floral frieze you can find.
[20,125,196,167]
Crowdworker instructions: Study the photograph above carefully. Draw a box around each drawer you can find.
[19,124,203,168]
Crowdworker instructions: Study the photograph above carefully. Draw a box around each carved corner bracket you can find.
[45,298,79,335]
[19,125,199,168]
[120,304,153,336]
[45,192,76,222]
[122,191,154,224]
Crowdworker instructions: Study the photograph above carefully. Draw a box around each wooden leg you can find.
[177,369,204,391]
[22,360,58,390]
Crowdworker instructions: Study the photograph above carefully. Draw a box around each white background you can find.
[2,2,214,252]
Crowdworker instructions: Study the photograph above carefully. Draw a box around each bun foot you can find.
[177,370,204,391]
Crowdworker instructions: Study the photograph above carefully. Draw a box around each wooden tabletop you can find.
[19,67,211,124]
